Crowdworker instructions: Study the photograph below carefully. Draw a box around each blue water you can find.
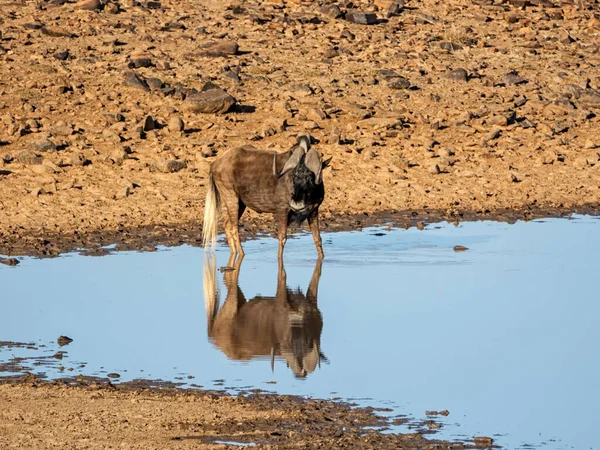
[1,215,599,449]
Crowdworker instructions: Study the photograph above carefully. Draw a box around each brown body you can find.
[202,136,330,261]
[204,256,324,378]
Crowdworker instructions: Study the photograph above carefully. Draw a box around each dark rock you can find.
[161,86,176,96]
[29,137,57,152]
[447,68,468,82]
[53,50,70,61]
[107,373,120,379]
[142,115,155,132]
[340,29,355,40]
[378,69,401,80]
[202,40,239,57]
[184,85,236,114]
[104,2,119,14]
[40,26,74,38]
[23,22,45,30]
[123,71,150,92]
[16,151,43,165]
[146,77,164,91]
[129,55,152,68]
[504,71,527,85]
[0,257,19,266]
[57,336,73,347]
[345,11,378,25]
[388,77,411,89]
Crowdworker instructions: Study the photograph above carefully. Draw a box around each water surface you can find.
[1,216,598,449]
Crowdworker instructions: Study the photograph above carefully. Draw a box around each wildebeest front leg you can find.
[276,213,288,261]
[307,209,324,259]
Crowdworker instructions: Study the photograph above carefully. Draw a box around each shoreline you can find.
[1,205,598,258]
[0,375,497,449]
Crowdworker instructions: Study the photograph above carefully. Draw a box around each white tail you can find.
[202,253,219,337]
[202,174,220,249]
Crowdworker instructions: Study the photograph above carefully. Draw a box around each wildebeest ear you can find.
[321,156,332,170]
[276,146,304,178]
[305,149,323,184]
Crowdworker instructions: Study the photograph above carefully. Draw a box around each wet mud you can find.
[0,375,497,449]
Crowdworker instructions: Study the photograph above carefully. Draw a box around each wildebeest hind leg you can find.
[222,195,244,256]
[308,209,324,259]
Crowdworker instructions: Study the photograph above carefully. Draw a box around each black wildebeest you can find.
[202,135,331,260]
[203,256,325,378]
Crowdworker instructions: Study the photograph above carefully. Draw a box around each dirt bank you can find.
[1,0,599,256]
[0,377,494,449]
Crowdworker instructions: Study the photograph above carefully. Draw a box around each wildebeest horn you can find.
[275,146,305,179]
[297,134,310,152]
[304,149,323,184]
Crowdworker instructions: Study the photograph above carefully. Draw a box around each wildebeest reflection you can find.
[203,257,325,378]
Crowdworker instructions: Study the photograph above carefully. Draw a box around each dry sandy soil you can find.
[0,377,495,449]
[0,0,599,255]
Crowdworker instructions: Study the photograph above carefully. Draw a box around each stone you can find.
[57,336,73,347]
[0,257,19,266]
[142,115,156,132]
[156,159,187,173]
[29,137,57,152]
[42,159,62,173]
[53,50,70,61]
[474,437,493,446]
[111,148,129,165]
[50,122,73,136]
[146,77,164,91]
[107,373,120,379]
[70,152,89,166]
[357,117,400,130]
[156,60,171,70]
[453,245,468,251]
[388,77,411,89]
[504,71,527,85]
[16,151,43,165]
[440,41,463,51]
[429,163,441,174]
[320,4,343,19]
[75,0,101,10]
[184,85,236,114]
[41,26,74,38]
[167,116,184,133]
[326,128,341,145]
[115,186,130,200]
[123,71,150,92]
[447,68,468,82]
[129,54,152,68]
[104,2,119,13]
[345,11,378,25]
[202,41,239,56]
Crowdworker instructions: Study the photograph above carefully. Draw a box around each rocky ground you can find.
[1,0,600,256]
[0,377,495,449]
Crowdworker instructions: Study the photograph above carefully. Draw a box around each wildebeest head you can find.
[274,135,332,184]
